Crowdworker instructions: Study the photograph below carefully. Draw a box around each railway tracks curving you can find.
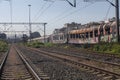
[0,45,41,80]
[27,47,120,80]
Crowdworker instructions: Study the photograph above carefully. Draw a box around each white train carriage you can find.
[68,21,117,44]
[69,26,99,44]
[50,33,67,43]
[32,36,50,43]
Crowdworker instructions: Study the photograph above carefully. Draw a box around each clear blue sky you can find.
[0,0,118,36]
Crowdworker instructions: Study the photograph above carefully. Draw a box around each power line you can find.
[32,2,54,34]
[34,2,55,22]
[47,0,81,23]
[49,2,95,24]
[32,1,48,21]
[104,0,113,20]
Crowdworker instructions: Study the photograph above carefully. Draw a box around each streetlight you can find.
[28,4,31,42]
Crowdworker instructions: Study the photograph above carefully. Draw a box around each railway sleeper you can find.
[40,76,50,80]
[103,75,117,80]
[87,69,95,73]
[92,71,100,75]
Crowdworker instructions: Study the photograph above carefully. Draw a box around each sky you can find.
[0,0,118,36]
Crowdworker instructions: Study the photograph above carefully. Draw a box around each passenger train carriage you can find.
[68,21,117,44]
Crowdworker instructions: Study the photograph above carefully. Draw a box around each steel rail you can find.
[43,48,120,66]
[15,47,41,80]
[0,47,10,76]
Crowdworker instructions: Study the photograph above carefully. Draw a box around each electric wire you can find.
[47,0,81,23]
[49,2,95,24]
[104,0,113,20]
[34,1,55,22]
[32,1,47,21]
[32,1,55,32]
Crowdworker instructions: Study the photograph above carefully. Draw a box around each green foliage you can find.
[82,43,90,49]
[26,41,44,48]
[0,40,8,52]
[93,44,99,51]
[64,46,69,49]
[111,44,120,53]
[44,43,54,47]
[92,42,120,55]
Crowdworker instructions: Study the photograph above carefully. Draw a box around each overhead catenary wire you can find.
[32,1,55,33]
[32,1,48,21]
[34,1,55,22]
[104,0,113,20]
[47,0,81,23]
[48,2,95,24]
[32,1,78,30]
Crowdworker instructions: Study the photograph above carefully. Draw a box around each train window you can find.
[60,36,63,40]
[81,34,84,38]
[70,34,72,38]
[73,34,75,38]
[64,34,67,39]
[79,34,81,38]
[72,34,74,38]
[90,32,93,38]
[76,34,79,38]
[95,30,98,37]
[86,32,88,38]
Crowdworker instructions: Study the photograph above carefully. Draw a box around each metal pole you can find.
[28,4,31,42]
[66,26,69,44]
[115,0,119,43]
[44,23,47,43]
[10,0,12,29]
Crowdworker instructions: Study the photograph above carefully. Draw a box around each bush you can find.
[111,44,120,53]
[93,44,99,51]
[44,43,54,47]
[26,41,44,48]
[92,42,120,55]
[0,40,8,52]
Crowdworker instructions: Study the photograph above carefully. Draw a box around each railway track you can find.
[38,47,120,67]
[17,46,101,80]
[27,47,120,80]
[39,47,120,64]
[0,45,41,80]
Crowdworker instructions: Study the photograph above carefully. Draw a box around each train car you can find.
[68,21,117,44]
[50,19,118,44]
[68,25,100,44]
[50,33,67,43]
[31,36,50,43]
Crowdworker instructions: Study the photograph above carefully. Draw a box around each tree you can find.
[31,32,41,38]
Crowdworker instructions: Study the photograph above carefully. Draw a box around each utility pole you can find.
[28,4,31,42]
[44,23,47,43]
[10,0,12,29]
[115,0,119,43]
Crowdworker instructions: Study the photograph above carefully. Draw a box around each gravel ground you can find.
[19,46,102,80]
